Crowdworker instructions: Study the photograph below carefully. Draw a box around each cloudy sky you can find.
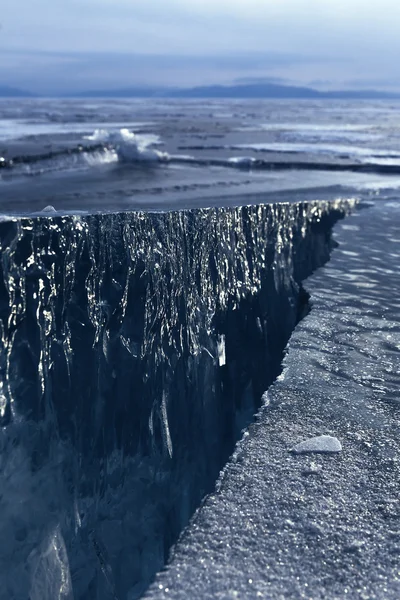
[1,0,400,94]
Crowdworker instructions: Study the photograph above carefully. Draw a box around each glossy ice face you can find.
[0,199,353,599]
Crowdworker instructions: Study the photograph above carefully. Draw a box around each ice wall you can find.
[0,200,354,600]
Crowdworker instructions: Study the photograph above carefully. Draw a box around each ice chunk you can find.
[83,128,169,162]
[291,435,342,454]
[41,205,57,213]
[302,462,322,475]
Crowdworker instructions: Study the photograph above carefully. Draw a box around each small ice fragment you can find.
[291,435,342,455]
[302,461,322,475]
[41,205,57,213]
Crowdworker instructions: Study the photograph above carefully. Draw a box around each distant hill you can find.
[163,83,323,99]
[71,87,165,98]
[319,89,400,100]
[67,82,400,100]
[0,85,34,97]
[4,81,400,100]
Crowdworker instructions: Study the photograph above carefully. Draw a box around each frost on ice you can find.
[291,435,342,455]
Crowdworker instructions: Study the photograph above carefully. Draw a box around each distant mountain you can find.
[160,83,400,99]
[163,83,323,99]
[319,89,400,100]
[68,82,400,100]
[68,82,318,99]
[70,87,165,98]
[0,85,34,97]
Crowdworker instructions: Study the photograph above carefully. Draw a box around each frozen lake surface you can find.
[2,98,400,213]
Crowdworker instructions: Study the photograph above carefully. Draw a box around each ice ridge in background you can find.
[83,128,170,162]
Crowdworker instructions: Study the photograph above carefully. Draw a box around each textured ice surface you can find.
[146,198,400,599]
[291,435,342,454]
[0,199,353,600]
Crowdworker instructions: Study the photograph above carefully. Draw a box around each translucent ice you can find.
[0,199,353,598]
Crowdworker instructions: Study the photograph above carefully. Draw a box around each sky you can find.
[1,0,400,94]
